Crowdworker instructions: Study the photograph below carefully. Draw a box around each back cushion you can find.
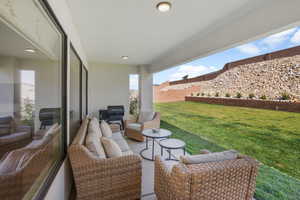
[101,137,122,158]
[138,112,155,123]
[100,121,112,137]
[180,150,238,164]
[89,117,102,138]
[85,130,106,159]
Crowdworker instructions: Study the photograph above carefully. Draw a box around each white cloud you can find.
[262,28,296,47]
[290,29,300,44]
[169,65,217,81]
[129,74,139,90]
[236,43,261,55]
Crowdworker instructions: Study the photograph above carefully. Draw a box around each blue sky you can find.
[153,26,300,85]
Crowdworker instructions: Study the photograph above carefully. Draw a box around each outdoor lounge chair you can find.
[125,112,160,142]
[154,151,259,200]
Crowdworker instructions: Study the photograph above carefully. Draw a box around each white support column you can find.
[138,65,153,112]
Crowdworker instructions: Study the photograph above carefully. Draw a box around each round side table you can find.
[140,129,172,161]
[159,138,186,161]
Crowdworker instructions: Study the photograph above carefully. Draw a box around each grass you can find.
[155,102,300,200]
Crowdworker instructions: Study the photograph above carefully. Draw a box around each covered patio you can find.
[1,0,300,200]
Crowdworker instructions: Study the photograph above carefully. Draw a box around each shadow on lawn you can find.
[160,120,300,200]
[161,120,226,154]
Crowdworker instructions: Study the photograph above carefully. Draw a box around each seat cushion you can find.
[89,117,102,138]
[85,129,106,159]
[180,150,238,164]
[138,112,155,123]
[127,123,142,131]
[101,137,122,158]
[100,121,112,137]
[0,132,31,145]
[111,132,130,152]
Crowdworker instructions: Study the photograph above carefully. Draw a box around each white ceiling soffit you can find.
[66,0,300,72]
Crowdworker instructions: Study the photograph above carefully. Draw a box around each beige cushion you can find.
[26,125,61,149]
[180,150,238,164]
[101,137,122,158]
[0,149,33,174]
[85,130,106,159]
[111,132,130,152]
[89,117,102,138]
[100,121,112,137]
[127,123,142,131]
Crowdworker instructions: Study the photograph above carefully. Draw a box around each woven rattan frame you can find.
[68,118,142,200]
[125,112,161,142]
[155,155,259,200]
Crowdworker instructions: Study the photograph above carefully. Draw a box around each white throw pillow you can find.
[180,150,238,164]
[85,130,106,159]
[100,120,112,137]
[138,112,155,123]
[101,137,122,158]
[89,117,102,138]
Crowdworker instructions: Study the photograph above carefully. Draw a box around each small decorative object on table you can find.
[152,128,160,133]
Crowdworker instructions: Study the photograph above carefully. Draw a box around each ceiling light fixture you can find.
[24,49,35,53]
[121,56,129,60]
[156,2,171,12]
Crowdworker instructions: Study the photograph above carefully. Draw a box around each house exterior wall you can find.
[88,62,138,118]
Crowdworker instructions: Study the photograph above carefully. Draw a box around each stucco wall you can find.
[88,62,138,118]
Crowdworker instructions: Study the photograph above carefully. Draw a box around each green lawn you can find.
[155,101,300,200]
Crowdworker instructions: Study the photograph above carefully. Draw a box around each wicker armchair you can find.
[125,112,160,142]
[154,153,259,200]
[68,118,142,200]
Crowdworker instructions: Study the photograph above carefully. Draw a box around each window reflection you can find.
[0,0,63,198]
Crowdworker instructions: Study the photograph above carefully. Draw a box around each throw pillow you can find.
[85,130,106,158]
[180,150,238,164]
[100,120,112,137]
[101,137,122,158]
[89,117,102,138]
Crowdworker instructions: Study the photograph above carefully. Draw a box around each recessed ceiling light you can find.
[24,49,35,53]
[121,56,129,60]
[156,2,171,12]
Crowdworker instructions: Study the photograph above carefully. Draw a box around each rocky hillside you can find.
[165,55,300,100]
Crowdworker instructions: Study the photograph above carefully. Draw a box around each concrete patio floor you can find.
[126,137,187,200]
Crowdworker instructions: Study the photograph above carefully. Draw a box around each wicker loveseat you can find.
[155,152,259,200]
[68,117,142,200]
[0,124,60,200]
[0,116,32,159]
[125,112,160,142]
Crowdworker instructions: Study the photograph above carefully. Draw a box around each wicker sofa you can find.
[0,116,32,159]
[154,152,259,200]
[0,124,60,200]
[125,112,160,142]
[68,117,142,200]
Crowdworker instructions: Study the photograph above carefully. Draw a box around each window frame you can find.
[81,65,88,116]
[33,0,68,199]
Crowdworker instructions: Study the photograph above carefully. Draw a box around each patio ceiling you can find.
[66,0,300,72]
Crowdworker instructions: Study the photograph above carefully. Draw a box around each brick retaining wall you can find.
[185,96,300,113]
